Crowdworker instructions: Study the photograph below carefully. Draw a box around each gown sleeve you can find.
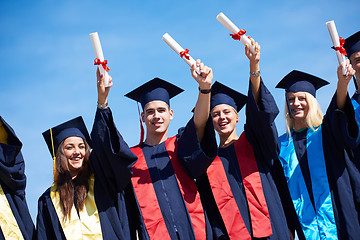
[323,92,359,150]
[36,189,65,240]
[90,107,138,195]
[177,116,217,178]
[244,78,280,164]
[0,122,26,197]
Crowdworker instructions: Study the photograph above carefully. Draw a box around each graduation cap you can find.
[210,81,247,112]
[42,116,91,160]
[344,31,360,58]
[276,70,329,117]
[125,77,184,110]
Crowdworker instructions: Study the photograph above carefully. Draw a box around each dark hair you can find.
[54,137,92,221]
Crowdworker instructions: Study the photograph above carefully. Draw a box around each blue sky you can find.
[0,0,359,221]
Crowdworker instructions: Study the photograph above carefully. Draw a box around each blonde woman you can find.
[275,62,360,239]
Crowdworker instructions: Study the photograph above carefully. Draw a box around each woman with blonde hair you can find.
[275,62,360,239]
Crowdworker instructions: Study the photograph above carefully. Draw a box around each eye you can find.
[65,146,73,150]
[79,145,85,149]
[212,112,219,117]
[158,108,166,113]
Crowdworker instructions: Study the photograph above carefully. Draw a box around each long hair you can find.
[54,138,92,222]
[285,92,323,135]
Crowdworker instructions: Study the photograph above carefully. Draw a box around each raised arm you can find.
[337,59,356,110]
[245,38,261,103]
[192,59,213,142]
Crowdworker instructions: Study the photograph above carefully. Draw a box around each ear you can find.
[141,112,145,123]
[169,109,174,120]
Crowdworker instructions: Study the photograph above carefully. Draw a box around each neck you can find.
[293,119,308,132]
[144,131,168,146]
[70,171,78,180]
[219,130,238,148]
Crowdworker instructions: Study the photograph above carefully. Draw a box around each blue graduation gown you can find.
[178,80,290,239]
[277,93,360,239]
[0,116,34,240]
[130,117,217,239]
[36,108,138,239]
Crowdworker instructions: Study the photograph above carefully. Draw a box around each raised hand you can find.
[97,68,113,107]
[191,59,213,90]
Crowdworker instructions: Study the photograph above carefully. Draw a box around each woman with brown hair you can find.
[36,71,139,239]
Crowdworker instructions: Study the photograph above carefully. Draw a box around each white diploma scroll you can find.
[326,21,347,75]
[162,33,200,75]
[89,32,110,87]
[216,12,256,54]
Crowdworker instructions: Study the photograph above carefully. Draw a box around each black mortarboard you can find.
[125,78,184,110]
[275,70,329,97]
[344,31,360,57]
[210,81,247,112]
[42,116,91,159]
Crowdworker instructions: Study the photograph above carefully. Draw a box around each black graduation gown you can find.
[276,93,360,240]
[36,108,138,239]
[127,115,217,240]
[178,80,290,239]
[0,116,34,240]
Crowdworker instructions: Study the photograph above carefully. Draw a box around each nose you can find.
[293,97,300,106]
[73,146,81,155]
[219,112,225,119]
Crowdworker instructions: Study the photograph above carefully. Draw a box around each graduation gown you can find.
[0,116,34,240]
[178,80,290,239]
[36,108,138,239]
[277,93,360,239]
[127,115,217,239]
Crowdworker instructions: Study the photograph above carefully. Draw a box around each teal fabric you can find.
[279,126,337,239]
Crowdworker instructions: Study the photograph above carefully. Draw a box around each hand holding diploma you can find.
[162,33,201,75]
[90,32,111,87]
[326,20,347,75]
[216,12,257,55]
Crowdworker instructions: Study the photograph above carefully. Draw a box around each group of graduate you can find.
[1,29,360,240]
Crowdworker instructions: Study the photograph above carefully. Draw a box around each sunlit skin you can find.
[287,91,309,131]
[349,51,360,87]
[141,100,173,146]
[211,104,239,148]
[62,136,86,179]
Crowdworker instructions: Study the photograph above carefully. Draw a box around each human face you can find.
[62,137,86,176]
[349,51,360,80]
[141,100,173,136]
[287,92,309,120]
[211,104,239,137]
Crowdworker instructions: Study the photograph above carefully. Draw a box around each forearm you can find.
[250,61,260,103]
[193,90,211,141]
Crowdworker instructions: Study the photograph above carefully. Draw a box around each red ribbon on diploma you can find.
[230,29,247,40]
[94,58,111,71]
[334,37,347,56]
[180,48,190,60]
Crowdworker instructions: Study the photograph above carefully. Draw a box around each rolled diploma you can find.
[326,21,346,75]
[89,32,110,86]
[162,33,200,75]
[216,12,256,54]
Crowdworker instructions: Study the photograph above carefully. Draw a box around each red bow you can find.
[94,58,111,71]
[230,29,247,40]
[180,48,190,60]
[334,37,347,56]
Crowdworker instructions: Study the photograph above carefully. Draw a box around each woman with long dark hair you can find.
[36,71,138,239]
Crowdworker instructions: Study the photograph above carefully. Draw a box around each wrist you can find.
[198,86,211,94]
[97,101,108,109]
[250,70,260,77]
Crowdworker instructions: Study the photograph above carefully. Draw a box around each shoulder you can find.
[38,187,51,202]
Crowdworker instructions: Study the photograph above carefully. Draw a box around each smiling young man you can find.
[95,60,217,239]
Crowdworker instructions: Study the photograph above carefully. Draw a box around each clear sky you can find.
[0,0,359,222]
